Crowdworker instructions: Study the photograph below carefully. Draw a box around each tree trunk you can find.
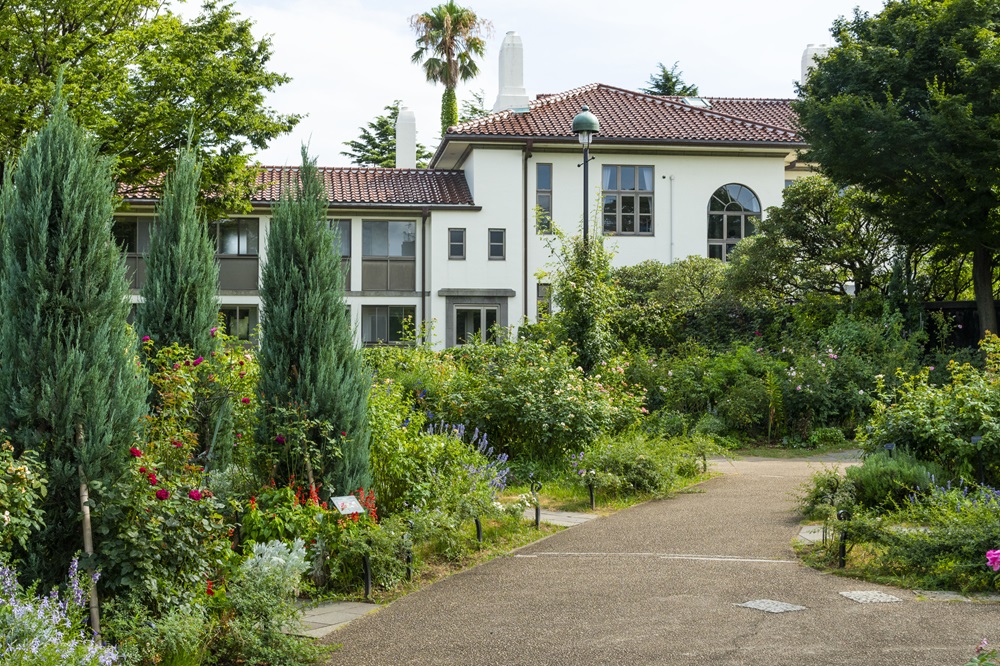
[76,425,101,639]
[973,245,997,339]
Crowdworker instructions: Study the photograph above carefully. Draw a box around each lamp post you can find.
[572,105,599,245]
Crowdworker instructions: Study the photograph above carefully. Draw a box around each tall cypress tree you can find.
[258,147,371,495]
[136,145,219,355]
[0,91,146,611]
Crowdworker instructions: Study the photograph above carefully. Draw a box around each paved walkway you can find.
[315,453,999,664]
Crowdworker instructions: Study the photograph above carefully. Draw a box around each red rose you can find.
[148,474,158,486]
[188,489,203,501]
[155,489,169,501]
[129,447,142,458]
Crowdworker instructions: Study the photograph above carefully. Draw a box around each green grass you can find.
[504,469,716,514]
[734,444,860,459]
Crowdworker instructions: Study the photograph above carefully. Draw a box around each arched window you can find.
[707,184,760,261]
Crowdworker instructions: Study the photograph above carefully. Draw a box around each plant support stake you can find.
[362,554,371,599]
[837,509,850,569]
[531,481,542,529]
[588,481,595,510]
[475,516,483,544]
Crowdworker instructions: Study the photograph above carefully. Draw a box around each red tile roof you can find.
[663,96,799,133]
[122,166,475,207]
[447,83,802,146]
[255,166,474,206]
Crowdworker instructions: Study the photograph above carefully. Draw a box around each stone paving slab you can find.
[795,524,825,544]
[523,508,598,527]
[296,601,377,638]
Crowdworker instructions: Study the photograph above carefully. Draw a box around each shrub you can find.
[845,482,1000,592]
[212,539,324,666]
[569,430,720,497]
[859,334,1000,481]
[798,467,854,520]
[809,427,849,449]
[845,450,946,512]
[103,595,210,666]
[0,559,120,665]
[435,339,644,460]
[0,441,47,552]
[97,343,241,609]
[369,377,509,519]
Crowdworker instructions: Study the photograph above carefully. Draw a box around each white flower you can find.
[2,511,8,525]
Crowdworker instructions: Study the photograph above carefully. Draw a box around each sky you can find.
[193,0,890,167]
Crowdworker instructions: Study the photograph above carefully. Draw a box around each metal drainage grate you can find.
[735,599,807,613]
[839,591,902,604]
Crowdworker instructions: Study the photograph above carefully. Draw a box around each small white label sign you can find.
[331,495,365,515]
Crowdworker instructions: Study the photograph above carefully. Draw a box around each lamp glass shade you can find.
[571,105,600,143]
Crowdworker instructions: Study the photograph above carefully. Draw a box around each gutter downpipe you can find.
[523,140,534,320]
[669,175,675,263]
[421,206,429,344]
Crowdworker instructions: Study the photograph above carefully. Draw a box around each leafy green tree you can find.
[795,0,1000,337]
[410,2,492,136]
[341,101,433,168]
[258,148,371,496]
[136,146,219,355]
[0,0,299,215]
[641,62,699,96]
[545,231,619,372]
[0,91,146,625]
[725,176,898,299]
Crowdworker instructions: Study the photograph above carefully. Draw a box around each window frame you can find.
[488,228,506,261]
[536,282,552,319]
[707,183,760,262]
[215,217,259,257]
[536,163,553,234]
[218,305,259,341]
[361,304,416,345]
[448,228,466,260]
[329,219,352,290]
[453,305,499,345]
[601,165,654,236]
[361,220,417,291]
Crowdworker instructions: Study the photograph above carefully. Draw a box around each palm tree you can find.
[410,2,492,137]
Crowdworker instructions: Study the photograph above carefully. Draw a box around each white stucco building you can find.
[117,34,809,348]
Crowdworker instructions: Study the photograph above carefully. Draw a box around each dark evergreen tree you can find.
[0,91,146,620]
[258,147,371,495]
[136,145,219,354]
[341,101,433,168]
[641,62,699,96]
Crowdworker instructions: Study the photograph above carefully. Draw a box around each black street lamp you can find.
[572,105,599,245]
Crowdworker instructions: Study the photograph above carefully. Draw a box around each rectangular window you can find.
[361,220,416,291]
[215,218,259,256]
[454,306,498,345]
[219,305,259,341]
[448,228,466,260]
[329,219,351,290]
[536,163,553,233]
[361,305,415,345]
[601,166,653,236]
[536,283,552,318]
[112,216,152,254]
[488,228,505,260]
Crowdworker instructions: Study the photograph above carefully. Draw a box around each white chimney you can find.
[395,106,417,169]
[801,44,831,84]
[493,31,530,113]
